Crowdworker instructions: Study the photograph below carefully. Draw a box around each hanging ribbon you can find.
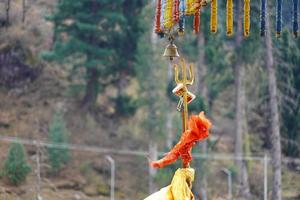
[164,0,174,29]
[210,0,218,33]
[293,0,298,37]
[193,10,200,34]
[227,0,233,36]
[260,0,266,36]
[179,0,186,34]
[185,0,196,15]
[276,0,282,37]
[173,0,180,23]
[244,0,250,37]
[161,0,166,30]
[155,0,162,34]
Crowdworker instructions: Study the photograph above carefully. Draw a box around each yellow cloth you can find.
[164,0,175,29]
[144,168,195,200]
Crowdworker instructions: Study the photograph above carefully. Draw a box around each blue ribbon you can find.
[161,0,166,30]
[179,0,185,32]
[276,0,282,36]
[260,0,266,36]
[293,0,298,37]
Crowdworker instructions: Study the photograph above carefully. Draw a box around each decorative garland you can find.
[276,0,282,37]
[293,0,298,37]
[193,10,200,33]
[260,0,266,36]
[244,0,250,37]
[227,0,234,36]
[173,0,180,23]
[155,0,163,34]
[164,0,175,29]
[210,0,218,33]
[161,0,166,31]
[179,0,186,34]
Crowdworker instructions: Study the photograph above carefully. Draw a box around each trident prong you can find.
[174,59,195,85]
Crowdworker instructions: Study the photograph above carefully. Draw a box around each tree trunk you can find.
[166,64,173,149]
[148,141,158,194]
[22,0,26,24]
[6,0,10,28]
[194,31,208,200]
[82,67,99,109]
[196,33,208,102]
[234,0,251,198]
[265,12,282,200]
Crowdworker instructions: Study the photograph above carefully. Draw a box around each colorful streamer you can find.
[260,0,266,36]
[164,0,175,29]
[179,0,186,34]
[161,0,166,30]
[193,10,200,33]
[244,0,250,37]
[210,0,218,33]
[185,0,196,15]
[155,0,162,34]
[293,0,298,37]
[227,0,233,36]
[173,0,180,23]
[276,0,282,37]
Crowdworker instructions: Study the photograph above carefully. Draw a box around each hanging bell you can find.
[163,43,180,60]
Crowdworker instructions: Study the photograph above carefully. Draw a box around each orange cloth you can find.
[151,112,211,168]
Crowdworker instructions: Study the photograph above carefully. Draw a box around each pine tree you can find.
[43,0,146,109]
[3,142,31,185]
[47,111,70,173]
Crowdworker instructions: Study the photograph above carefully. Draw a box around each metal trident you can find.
[173,59,195,158]
[174,59,194,86]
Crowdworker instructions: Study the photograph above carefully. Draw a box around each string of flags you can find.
[154,0,299,38]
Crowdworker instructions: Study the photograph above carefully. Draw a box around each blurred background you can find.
[0,0,299,199]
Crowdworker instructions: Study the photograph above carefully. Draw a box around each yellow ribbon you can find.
[210,0,218,33]
[227,0,233,36]
[244,0,250,37]
[164,0,175,29]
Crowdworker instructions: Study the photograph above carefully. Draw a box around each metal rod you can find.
[222,168,232,200]
[105,156,115,200]
[264,153,268,200]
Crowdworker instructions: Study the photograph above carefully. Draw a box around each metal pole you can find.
[222,168,232,200]
[35,141,43,200]
[105,156,115,200]
[264,154,268,200]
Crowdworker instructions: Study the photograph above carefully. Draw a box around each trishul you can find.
[174,59,195,134]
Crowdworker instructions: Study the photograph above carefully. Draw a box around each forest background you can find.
[0,0,299,200]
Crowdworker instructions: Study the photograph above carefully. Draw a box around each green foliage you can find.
[3,142,31,185]
[276,31,300,157]
[42,0,147,106]
[47,111,70,173]
[113,94,138,117]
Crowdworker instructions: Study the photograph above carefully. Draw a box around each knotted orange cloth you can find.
[151,112,211,168]
[144,168,195,200]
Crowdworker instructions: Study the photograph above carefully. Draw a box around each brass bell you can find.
[163,43,180,60]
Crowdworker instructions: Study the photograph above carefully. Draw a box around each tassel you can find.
[244,0,250,37]
[276,0,282,37]
[293,0,298,37]
[210,0,218,33]
[227,0,233,36]
[161,0,166,30]
[173,0,180,23]
[193,10,200,34]
[260,0,266,36]
[164,0,174,29]
[179,0,185,35]
[155,0,162,34]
